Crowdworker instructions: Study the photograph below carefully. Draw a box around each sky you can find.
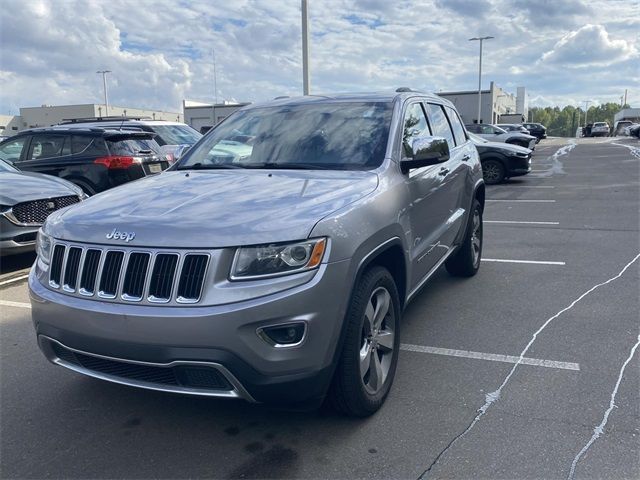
[0,0,638,115]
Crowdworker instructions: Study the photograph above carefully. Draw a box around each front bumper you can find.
[505,155,531,177]
[29,258,351,404]
[0,216,38,255]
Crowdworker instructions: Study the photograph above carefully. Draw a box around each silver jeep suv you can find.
[29,90,485,416]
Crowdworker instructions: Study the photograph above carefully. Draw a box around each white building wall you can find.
[14,104,182,134]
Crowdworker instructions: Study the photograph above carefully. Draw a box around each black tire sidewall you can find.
[482,159,505,185]
[332,266,401,416]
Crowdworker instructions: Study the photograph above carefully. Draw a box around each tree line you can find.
[528,103,629,137]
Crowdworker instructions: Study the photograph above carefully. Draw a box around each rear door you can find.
[425,103,469,248]
[15,134,69,177]
[401,101,451,287]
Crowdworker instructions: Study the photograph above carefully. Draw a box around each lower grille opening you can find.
[51,342,231,391]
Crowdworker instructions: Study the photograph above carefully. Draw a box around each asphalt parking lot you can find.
[1,137,638,479]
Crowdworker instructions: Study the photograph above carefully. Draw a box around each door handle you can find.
[438,167,449,176]
[462,154,471,161]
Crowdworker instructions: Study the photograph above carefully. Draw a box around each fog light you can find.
[258,322,306,347]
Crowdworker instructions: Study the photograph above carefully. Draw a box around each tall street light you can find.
[469,36,494,124]
[301,0,310,95]
[97,70,111,116]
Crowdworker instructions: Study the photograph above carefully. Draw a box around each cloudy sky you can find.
[1,0,638,115]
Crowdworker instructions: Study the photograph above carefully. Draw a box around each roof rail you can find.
[273,96,290,100]
[59,116,153,124]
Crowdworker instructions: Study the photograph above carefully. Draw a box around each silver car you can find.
[29,90,485,416]
[466,123,537,150]
[0,159,85,255]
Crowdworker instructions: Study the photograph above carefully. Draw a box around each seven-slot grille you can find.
[11,196,80,225]
[49,244,209,304]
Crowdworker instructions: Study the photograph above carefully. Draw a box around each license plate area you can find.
[148,163,162,173]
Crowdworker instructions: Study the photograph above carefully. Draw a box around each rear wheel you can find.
[329,266,400,417]
[446,199,482,277]
[481,159,505,185]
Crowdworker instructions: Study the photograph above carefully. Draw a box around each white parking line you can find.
[485,220,559,225]
[0,299,31,309]
[486,199,556,203]
[482,258,566,266]
[401,344,580,371]
[0,274,30,286]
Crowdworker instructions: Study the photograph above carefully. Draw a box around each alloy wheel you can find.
[471,208,482,267]
[359,286,395,395]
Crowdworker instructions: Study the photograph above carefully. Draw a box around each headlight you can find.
[36,230,52,265]
[231,238,327,280]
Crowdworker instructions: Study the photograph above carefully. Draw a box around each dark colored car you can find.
[522,123,547,141]
[0,127,169,195]
[0,159,84,255]
[582,123,593,137]
[59,117,202,163]
[468,132,531,184]
[496,123,530,134]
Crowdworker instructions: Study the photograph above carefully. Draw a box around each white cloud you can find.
[0,0,638,115]
[540,24,638,67]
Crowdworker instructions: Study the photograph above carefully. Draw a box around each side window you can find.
[0,137,28,163]
[402,102,430,157]
[466,124,480,134]
[445,106,467,146]
[71,136,108,156]
[426,103,455,150]
[28,135,66,160]
[480,125,495,134]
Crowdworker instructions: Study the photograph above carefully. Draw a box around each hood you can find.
[475,140,531,155]
[0,171,81,205]
[505,132,536,141]
[45,169,378,247]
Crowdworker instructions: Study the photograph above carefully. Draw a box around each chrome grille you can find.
[98,251,125,298]
[48,244,209,304]
[177,254,208,303]
[12,196,80,225]
[122,252,150,301]
[148,254,178,302]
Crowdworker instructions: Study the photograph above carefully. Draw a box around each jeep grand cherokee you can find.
[29,90,485,416]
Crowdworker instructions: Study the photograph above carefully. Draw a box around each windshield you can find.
[151,125,202,146]
[177,102,393,171]
[0,158,18,172]
[107,138,161,155]
[468,132,488,144]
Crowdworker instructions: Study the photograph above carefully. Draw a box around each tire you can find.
[481,159,505,185]
[329,266,401,417]
[446,199,483,277]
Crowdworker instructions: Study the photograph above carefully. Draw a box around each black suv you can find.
[0,127,169,195]
[522,123,547,141]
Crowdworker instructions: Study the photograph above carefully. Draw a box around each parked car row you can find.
[465,123,537,149]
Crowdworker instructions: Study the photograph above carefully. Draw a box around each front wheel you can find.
[446,199,483,277]
[481,159,505,185]
[329,266,401,417]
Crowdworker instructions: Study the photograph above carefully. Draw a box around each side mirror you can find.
[401,136,450,173]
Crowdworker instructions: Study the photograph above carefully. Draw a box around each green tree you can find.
[528,103,629,137]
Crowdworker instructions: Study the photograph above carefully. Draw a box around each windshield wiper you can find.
[176,162,246,170]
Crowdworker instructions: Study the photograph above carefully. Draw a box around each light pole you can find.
[97,70,111,116]
[583,100,591,126]
[301,0,310,95]
[469,36,494,124]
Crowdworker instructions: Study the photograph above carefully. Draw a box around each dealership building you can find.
[439,82,527,125]
[0,104,183,137]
